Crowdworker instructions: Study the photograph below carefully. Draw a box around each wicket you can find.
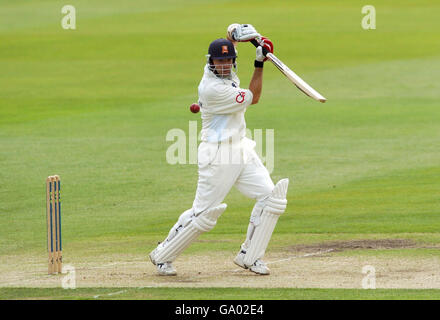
[46,175,62,274]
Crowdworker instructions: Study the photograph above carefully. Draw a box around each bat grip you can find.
[250,39,269,56]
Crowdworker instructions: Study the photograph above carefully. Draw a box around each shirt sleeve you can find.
[202,82,253,114]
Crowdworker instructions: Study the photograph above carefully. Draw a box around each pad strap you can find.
[243,179,289,267]
[150,204,227,264]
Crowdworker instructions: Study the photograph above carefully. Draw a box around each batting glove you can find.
[260,37,274,61]
[256,46,265,62]
[232,24,261,42]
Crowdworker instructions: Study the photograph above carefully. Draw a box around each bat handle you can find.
[250,39,269,56]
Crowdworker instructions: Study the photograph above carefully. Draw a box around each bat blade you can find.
[266,53,327,103]
[226,25,327,103]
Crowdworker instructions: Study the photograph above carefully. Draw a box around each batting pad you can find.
[150,203,227,264]
[243,179,289,267]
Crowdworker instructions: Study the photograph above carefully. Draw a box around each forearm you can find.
[249,66,263,105]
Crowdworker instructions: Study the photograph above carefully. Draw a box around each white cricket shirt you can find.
[198,65,253,143]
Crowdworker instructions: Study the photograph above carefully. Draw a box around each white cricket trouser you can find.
[155,136,276,264]
[192,137,274,214]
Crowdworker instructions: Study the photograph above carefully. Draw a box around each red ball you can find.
[190,103,200,113]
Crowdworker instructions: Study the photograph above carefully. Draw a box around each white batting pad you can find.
[243,179,289,267]
[149,203,227,265]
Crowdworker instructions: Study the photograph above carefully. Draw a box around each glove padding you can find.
[231,24,261,42]
[260,37,274,62]
[255,37,274,62]
[255,46,265,62]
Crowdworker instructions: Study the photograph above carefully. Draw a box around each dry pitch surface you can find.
[2,239,439,289]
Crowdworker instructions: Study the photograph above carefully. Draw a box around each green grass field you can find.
[1,0,439,300]
[2,287,440,300]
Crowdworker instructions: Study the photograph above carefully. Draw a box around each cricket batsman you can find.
[149,24,289,276]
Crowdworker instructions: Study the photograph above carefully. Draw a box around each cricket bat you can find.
[250,39,327,103]
[227,24,327,103]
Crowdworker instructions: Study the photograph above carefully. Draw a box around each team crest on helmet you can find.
[222,45,228,54]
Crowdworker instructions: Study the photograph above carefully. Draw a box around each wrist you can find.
[254,60,264,68]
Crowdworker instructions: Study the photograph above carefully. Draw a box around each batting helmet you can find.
[208,38,236,60]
